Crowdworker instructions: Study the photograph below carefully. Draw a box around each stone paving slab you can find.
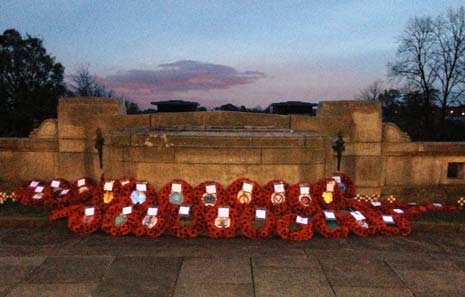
[177,258,252,284]
[319,256,405,288]
[332,286,415,297]
[23,256,114,284]
[395,270,465,296]
[173,283,254,297]
[1,228,465,296]
[5,283,96,297]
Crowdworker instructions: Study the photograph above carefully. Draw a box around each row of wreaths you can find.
[13,173,459,241]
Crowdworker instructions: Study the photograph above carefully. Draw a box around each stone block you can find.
[175,147,260,164]
[290,115,320,131]
[125,146,175,163]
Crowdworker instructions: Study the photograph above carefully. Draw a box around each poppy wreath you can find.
[313,210,350,238]
[90,176,122,210]
[168,204,204,238]
[131,206,167,238]
[288,182,321,216]
[48,178,72,208]
[66,205,103,236]
[100,203,140,237]
[276,213,314,241]
[425,202,460,213]
[18,182,54,208]
[376,201,426,221]
[158,179,194,215]
[226,178,261,213]
[192,181,228,228]
[239,206,276,239]
[377,211,412,236]
[341,208,382,237]
[61,176,96,207]
[311,177,346,210]
[204,206,239,238]
[332,171,356,199]
[49,205,81,221]
[258,180,291,216]
[15,180,42,207]
[114,179,157,208]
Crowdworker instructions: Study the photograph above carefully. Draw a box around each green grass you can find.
[0,200,49,217]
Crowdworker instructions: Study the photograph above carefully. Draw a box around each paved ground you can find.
[0,224,465,297]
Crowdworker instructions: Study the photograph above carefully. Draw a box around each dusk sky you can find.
[1,0,464,109]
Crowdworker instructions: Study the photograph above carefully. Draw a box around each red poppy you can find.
[204,206,239,239]
[257,180,291,216]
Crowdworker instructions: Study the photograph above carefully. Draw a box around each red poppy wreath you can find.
[311,177,346,210]
[204,206,239,238]
[132,205,167,238]
[313,210,350,238]
[377,211,412,237]
[226,178,261,213]
[276,213,314,241]
[288,182,320,216]
[342,208,381,237]
[239,206,276,239]
[258,180,291,216]
[168,203,204,238]
[332,171,356,199]
[100,203,140,237]
[66,205,103,236]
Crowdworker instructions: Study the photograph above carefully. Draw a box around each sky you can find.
[1,0,464,109]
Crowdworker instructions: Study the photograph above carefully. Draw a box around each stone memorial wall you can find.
[1,97,464,199]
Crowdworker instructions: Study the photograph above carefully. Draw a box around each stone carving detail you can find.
[382,123,411,143]
[29,119,57,139]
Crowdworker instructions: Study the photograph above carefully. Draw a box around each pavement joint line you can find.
[170,256,183,297]
[315,258,337,297]
[249,257,256,297]
[97,255,116,286]
[382,258,415,295]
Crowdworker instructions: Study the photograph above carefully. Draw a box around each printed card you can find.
[77,179,85,187]
[171,183,182,193]
[85,207,95,216]
[382,215,395,224]
[242,182,253,193]
[147,207,158,216]
[179,205,191,216]
[136,183,147,192]
[326,182,335,192]
[218,207,229,218]
[332,176,342,183]
[274,183,285,193]
[324,210,336,220]
[350,211,366,221]
[296,216,308,225]
[393,208,404,214]
[300,186,310,195]
[51,180,60,188]
[255,208,266,219]
[29,181,39,187]
[104,181,114,191]
[371,201,381,207]
[34,186,44,193]
[122,206,132,215]
[206,184,216,194]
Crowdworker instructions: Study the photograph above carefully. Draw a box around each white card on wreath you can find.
[371,201,381,207]
[77,179,85,187]
[324,210,336,220]
[179,205,190,216]
[60,189,70,196]
[85,207,95,216]
[218,207,229,218]
[382,215,395,224]
[122,206,132,215]
[433,203,442,207]
[296,215,308,225]
[121,180,130,186]
[206,184,216,194]
[29,181,39,187]
[332,176,342,183]
[326,182,335,192]
[147,207,158,216]
[136,183,147,192]
[350,211,366,221]
[171,183,182,193]
[104,181,114,191]
[393,208,404,214]
[51,180,60,188]
[34,186,44,193]
[274,183,285,193]
[255,209,266,219]
[300,186,310,195]
[242,182,253,193]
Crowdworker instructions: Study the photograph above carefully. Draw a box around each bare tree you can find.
[389,16,438,138]
[390,7,465,139]
[68,65,114,97]
[357,80,384,101]
[433,7,465,135]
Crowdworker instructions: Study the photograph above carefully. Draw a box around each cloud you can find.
[105,60,265,96]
